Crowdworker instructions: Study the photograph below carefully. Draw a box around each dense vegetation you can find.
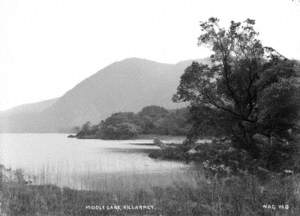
[146,17,300,215]
[74,106,192,139]
[158,17,300,175]
[1,165,300,216]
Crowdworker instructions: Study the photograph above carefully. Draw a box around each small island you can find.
[70,105,193,140]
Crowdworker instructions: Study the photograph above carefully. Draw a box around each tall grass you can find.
[1,166,300,216]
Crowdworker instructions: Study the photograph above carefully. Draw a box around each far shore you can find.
[68,133,186,142]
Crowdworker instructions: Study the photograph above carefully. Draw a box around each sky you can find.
[0,0,299,111]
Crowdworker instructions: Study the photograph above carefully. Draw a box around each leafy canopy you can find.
[174,18,300,172]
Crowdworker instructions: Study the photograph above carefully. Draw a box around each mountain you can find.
[0,57,207,132]
[0,98,58,117]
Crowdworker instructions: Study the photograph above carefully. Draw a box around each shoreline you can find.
[68,133,186,142]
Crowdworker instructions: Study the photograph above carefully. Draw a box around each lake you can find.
[0,133,195,192]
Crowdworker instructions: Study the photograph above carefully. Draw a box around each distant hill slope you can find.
[0,57,207,132]
[0,98,58,117]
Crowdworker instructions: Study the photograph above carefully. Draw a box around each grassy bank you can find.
[1,166,300,216]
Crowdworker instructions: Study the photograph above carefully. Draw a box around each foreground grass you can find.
[1,167,300,216]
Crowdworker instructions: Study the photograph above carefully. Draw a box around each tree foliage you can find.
[75,106,192,139]
[173,18,300,172]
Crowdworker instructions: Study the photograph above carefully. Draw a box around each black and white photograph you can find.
[0,0,299,215]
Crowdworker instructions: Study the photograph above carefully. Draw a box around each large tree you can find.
[173,18,300,172]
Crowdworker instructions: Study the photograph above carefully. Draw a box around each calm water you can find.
[0,133,194,192]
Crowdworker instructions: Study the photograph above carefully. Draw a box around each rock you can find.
[153,138,168,149]
[67,134,77,138]
[284,169,293,174]
[187,148,197,154]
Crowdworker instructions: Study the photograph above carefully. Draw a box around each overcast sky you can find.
[0,0,299,111]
